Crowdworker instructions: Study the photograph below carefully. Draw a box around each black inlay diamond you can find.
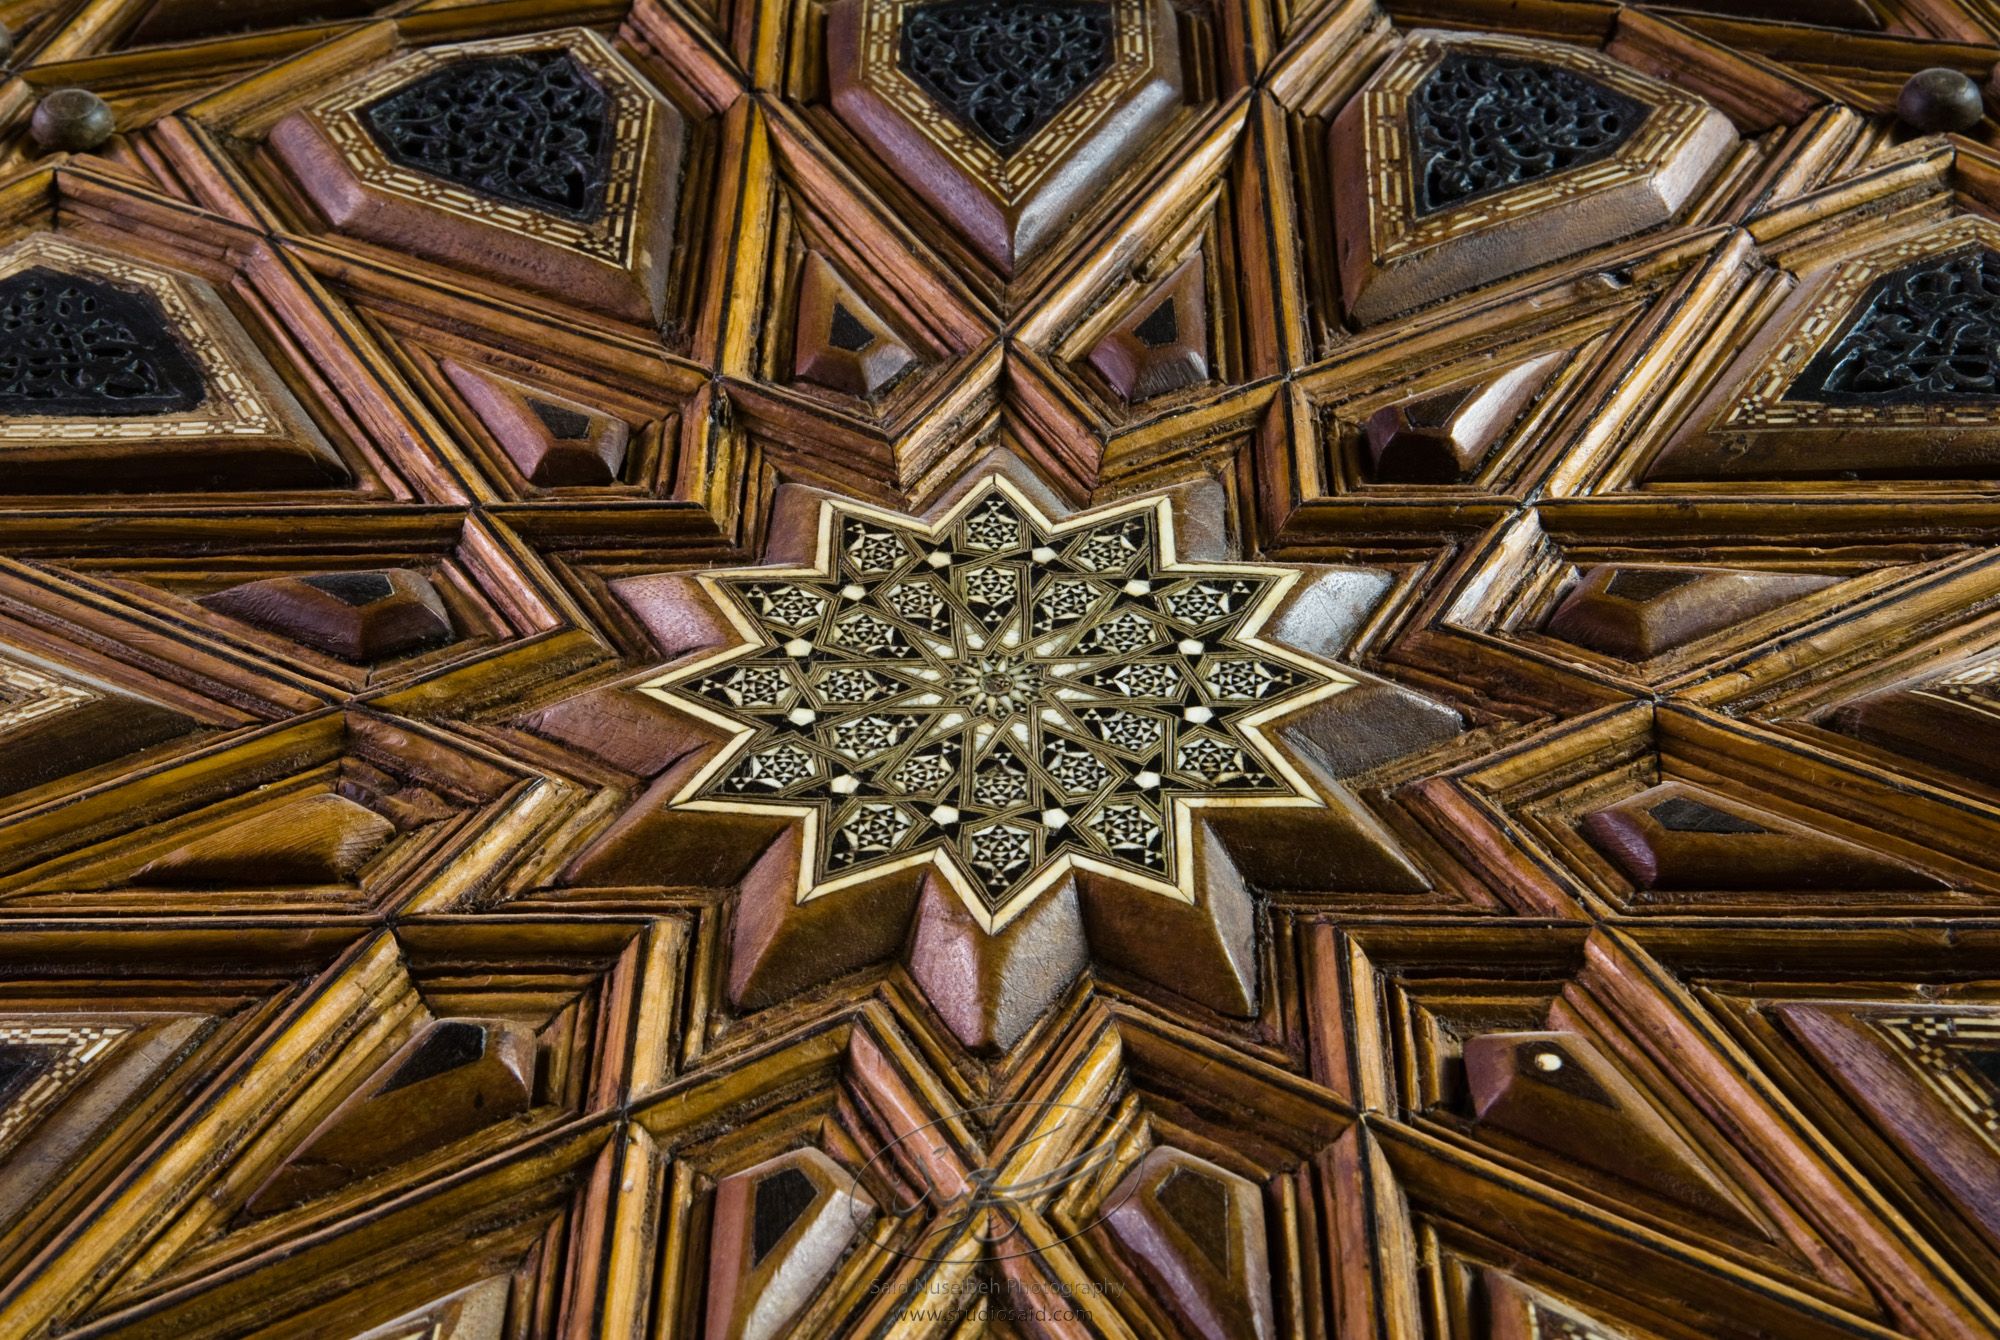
[1134,297,1179,349]
[0,1045,50,1105]
[529,399,592,441]
[1155,1165,1232,1272]
[751,1165,819,1265]
[900,0,1114,157]
[1604,568,1699,602]
[302,571,395,606]
[378,1021,487,1095]
[0,268,207,418]
[1409,54,1646,217]
[1648,796,1766,835]
[1961,1045,2000,1096]
[828,304,876,352]
[1789,248,2000,404]
[361,52,613,221]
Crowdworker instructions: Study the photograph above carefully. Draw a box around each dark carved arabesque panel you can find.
[0,268,206,417]
[360,51,614,220]
[1790,248,2000,403]
[1409,54,1647,216]
[899,0,1114,155]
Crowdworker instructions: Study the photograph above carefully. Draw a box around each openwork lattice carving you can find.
[648,482,1348,922]
[899,0,1115,155]
[1790,249,2000,403]
[360,51,613,221]
[0,268,207,418]
[1409,54,1646,216]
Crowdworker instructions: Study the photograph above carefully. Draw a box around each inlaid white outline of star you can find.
[640,477,1355,932]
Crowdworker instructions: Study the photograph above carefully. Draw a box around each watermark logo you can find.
[852,1099,1134,1263]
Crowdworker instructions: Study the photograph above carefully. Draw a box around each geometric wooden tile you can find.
[1545,566,1840,661]
[440,359,631,487]
[269,29,686,324]
[790,252,917,400]
[1085,252,1211,403]
[545,470,1452,1049]
[1098,1145,1275,1340]
[704,1147,873,1340]
[0,232,344,492]
[1651,215,2000,483]
[16,5,2000,1337]
[826,0,1186,275]
[1781,1002,2000,1266]
[200,569,455,662]
[1580,780,1945,893]
[1362,353,1559,483]
[1329,31,1734,323]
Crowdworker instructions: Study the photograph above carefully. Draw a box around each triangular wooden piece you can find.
[1362,354,1560,483]
[0,1019,194,1167]
[1582,782,1941,892]
[245,1017,535,1216]
[441,359,630,486]
[0,1010,213,1278]
[559,761,794,892]
[791,252,916,398]
[1329,32,1733,322]
[1191,738,1437,895]
[1778,1003,2000,1259]
[1545,565,1839,660]
[1085,253,1211,402]
[705,1148,873,1340]
[1480,1267,1637,1340]
[1651,216,2000,481]
[1275,673,1464,780]
[1100,1147,1276,1340]
[201,569,454,662]
[347,1275,511,1340]
[1464,1029,1756,1226]
[1825,652,2000,789]
[515,680,719,780]
[131,793,395,887]
[0,647,194,801]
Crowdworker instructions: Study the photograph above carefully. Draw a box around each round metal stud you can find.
[1897,67,1985,134]
[29,88,114,153]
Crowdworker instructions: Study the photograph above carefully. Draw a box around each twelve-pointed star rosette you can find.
[641,479,1352,933]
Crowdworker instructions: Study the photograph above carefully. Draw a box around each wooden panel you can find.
[0,1,1995,1336]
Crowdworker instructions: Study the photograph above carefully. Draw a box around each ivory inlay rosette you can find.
[640,477,1355,933]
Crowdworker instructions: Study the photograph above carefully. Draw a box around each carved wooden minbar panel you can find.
[0,0,1998,1337]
